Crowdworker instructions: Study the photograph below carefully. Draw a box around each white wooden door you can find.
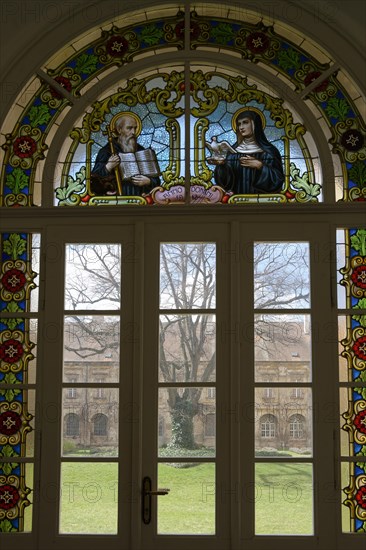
[35,219,340,550]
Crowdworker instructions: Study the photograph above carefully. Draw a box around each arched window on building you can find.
[289,414,306,439]
[92,414,108,436]
[260,414,277,438]
[204,414,216,437]
[158,417,165,438]
[65,413,79,437]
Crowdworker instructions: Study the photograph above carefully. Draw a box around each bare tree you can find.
[63,240,310,450]
[64,244,121,358]
[159,243,216,448]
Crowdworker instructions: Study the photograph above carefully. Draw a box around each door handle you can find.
[142,476,170,524]
[146,489,170,496]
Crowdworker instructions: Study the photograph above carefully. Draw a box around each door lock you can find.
[142,476,170,524]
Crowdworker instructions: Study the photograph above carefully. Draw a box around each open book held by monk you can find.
[119,148,160,180]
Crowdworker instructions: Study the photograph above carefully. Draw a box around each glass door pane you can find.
[253,241,314,535]
[59,243,122,534]
[157,243,217,535]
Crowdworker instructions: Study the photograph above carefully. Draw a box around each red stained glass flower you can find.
[353,335,366,361]
[355,486,366,509]
[50,76,72,99]
[1,268,26,292]
[341,129,364,152]
[0,411,22,436]
[304,71,329,92]
[351,265,366,289]
[0,485,20,510]
[106,35,129,57]
[354,410,366,435]
[246,32,270,54]
[13,136,36,159]
[0,339,24,364]
[175,21,200,40]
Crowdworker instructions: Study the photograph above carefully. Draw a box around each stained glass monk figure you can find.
[91,112,160,196]
[210,109,284,195]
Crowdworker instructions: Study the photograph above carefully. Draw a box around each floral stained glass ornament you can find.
[0,233,39,532]
[338,228,366,533]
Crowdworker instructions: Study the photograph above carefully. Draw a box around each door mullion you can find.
[238,223,256,544]
[140,223,231,549]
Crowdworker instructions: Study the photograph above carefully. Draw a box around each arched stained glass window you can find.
[0,6,364,206]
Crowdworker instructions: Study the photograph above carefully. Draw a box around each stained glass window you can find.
[337,228,366,533]
[53,68,321,205]
[0,8,364,206]
[0,233,40,532]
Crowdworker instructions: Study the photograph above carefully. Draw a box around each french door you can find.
[35,219,339,550]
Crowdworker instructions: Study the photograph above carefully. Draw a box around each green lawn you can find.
[255,462,313,535]
[60,462,118,534]
[158,463,215,534]
[59,461,313,535]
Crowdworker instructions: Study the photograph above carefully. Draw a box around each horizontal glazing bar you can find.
[158,457,215,463]
[63,310,121,315]
[158,309,216,314]
[158,382,217,388]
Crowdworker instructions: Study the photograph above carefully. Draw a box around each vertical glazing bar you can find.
[184,5,191,204]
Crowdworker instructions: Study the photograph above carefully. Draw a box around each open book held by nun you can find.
[118,149,160,180]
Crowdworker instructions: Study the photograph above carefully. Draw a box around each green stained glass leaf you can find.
[354,387,366,400]
[350,229,366,256]
[6,302,22,313]
[359,370,366,382]
[0,445,19,472]
[74,53,98,75]
[353,298,366,327]
[5,168,29,193]
[28,104,51,127]
[277,49,301,70]
[325,97,349,121]
[210,23,235,44]
[140,24,164,45]
[356,446,366,457]
[2,318,22,330]
[3,303,23,330]
[0,444,17,458]
[3,234,27,260]
[55,166,86,204]
[289,163,321,198]
[0,519,16,532]
[349,161,366,188]
[0,388,22,401]
[3,373,18,384]
[1,462,18,475]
